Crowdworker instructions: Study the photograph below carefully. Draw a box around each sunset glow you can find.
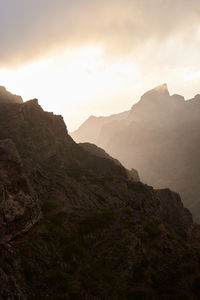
[1,1,200,130]
[0,46,140,130]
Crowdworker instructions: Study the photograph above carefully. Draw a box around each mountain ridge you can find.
[1,86,200,298]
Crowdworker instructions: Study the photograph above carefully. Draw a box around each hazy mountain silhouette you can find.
[71,84,200,221]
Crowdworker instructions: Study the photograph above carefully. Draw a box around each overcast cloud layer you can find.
[1,0,200,131]
[1,0,200,68]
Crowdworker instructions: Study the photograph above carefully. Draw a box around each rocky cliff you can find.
[1,87,200,299]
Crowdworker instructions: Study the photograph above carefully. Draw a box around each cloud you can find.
[1,0,200,68]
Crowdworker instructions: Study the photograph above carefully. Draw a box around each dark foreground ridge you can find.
[1,87,200,299]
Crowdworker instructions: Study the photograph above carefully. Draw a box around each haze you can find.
[1,0,200,131]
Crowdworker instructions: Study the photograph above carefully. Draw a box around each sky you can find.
[1,0,200,131]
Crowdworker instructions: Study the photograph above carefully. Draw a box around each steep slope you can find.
[72,84,200,222]
[1,87,200,298]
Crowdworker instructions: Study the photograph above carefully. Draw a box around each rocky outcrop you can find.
[0,86,23,104]
[139,83,170,103]
[126,168,140,182]
[156,189,193,238]
[0,98,75,174]
[0,139,40,244]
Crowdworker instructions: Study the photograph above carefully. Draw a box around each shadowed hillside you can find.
[1,87,200,299]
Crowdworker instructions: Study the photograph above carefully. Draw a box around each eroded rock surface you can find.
[0,139,40,244]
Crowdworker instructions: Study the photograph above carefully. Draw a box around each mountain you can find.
[1,87,200,298]
[71,84,200,222]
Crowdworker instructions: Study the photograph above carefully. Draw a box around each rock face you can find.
[127,168,140,182]
[157,189,193,238]
[0,86,200,299]
[71,84,200,222]
[0,139,40,244]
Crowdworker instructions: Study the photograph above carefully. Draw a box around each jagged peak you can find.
[0,85,23,104]
[140,83,170,102]
[26,98,39,105]
[152,83,169,93]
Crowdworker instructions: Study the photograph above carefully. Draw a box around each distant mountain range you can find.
[71,84,200,221]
